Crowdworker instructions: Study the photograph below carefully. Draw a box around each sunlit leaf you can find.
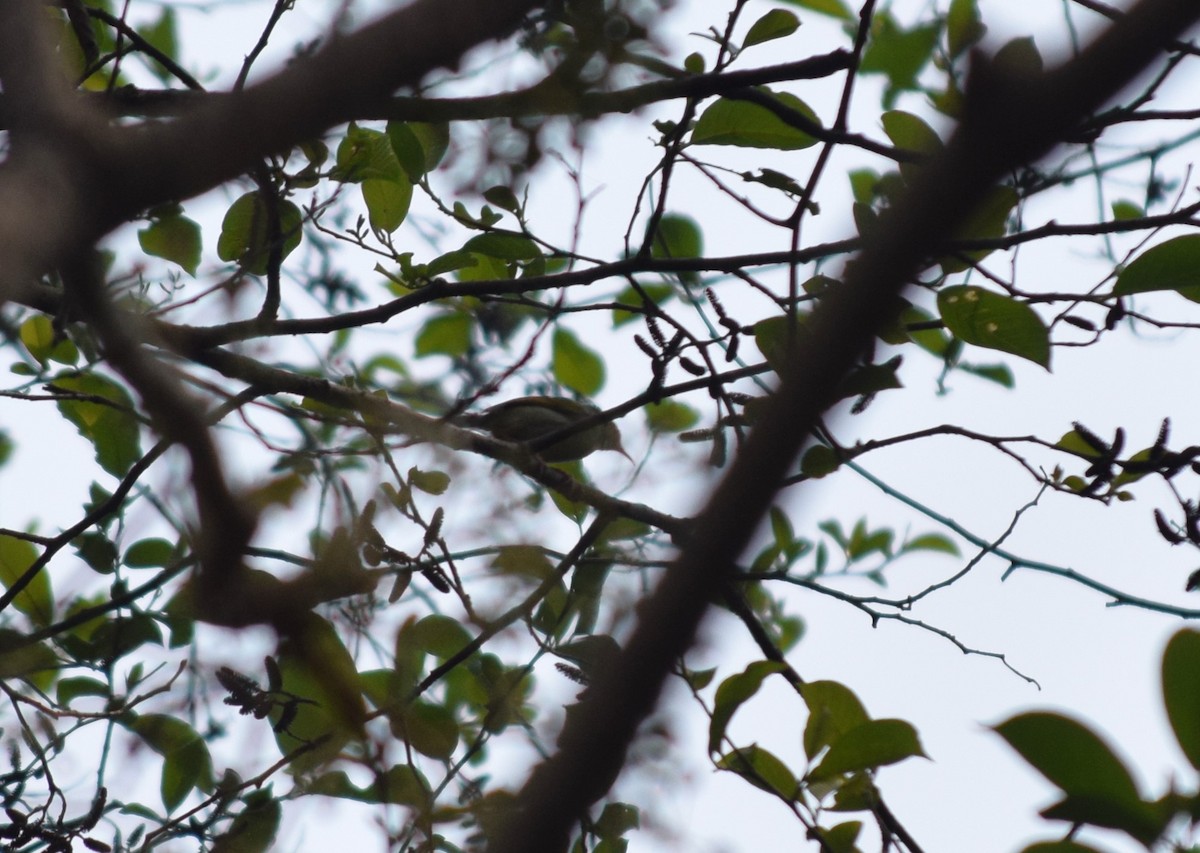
[361,178,412,233]
[716,744,799,799]
[415,313,472,358]
[387,121,450,179]
[0,534,53,627]
[53,372,142,477]
[1115,235,1200,302]
[216,192,303,275]
[128,714,215,812]
[124,538,176,569]
[901,533,959,556]
[692,91,820,150]
[946,0,986,58]
[800,680,870,759]
[937,285,1050,368]
[743,9,799,48]
[645,400,699,433]
[552,327,605,396]
[463,232,540,261]
[19,314,77,365]
[860,13,941,104]
[709,660,786,753]
[138,211,201,275]
[808,719,926,780]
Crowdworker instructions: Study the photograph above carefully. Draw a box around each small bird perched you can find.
[457,395,629,463]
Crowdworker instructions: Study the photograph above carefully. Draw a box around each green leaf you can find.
[1055,428,1105,458]
[883,110,942,186]
[411,613,473,658]
[451,251,508,281]
[800,445,841,478]
[1039,795,1169,845]
[901,533,959,556]
[838,359,903,399]
[391,700,459,760]
[138,213,202,275]
[0,631,59,686]
[377,764,432,807]
[18,314,77,365]
[612,282,674,326]
[1114,235,1200,302]
[684,667,717,690]
[361,178,413,233]
[645,400,699,433]
[946,0,986,58]
[409,468,450,495]
[124,537,176,569]
[415,313,472,358]
[741,167,803,196]
[595,802,640,840]
[334,123,403,182]
[53,372,142,478]
[901,305,951,356]
[881,110,943,156]
[809,719,926,780]
[483,185,521,213]
[138,9,179,81]
[271,613,366,773]
[491,545,555,581]
[709,660,786,753]
[994,712,1145,816]
[691,91,820,150]
[743,9,799,48]
[812,821,863,853]
[212,790,280,853]
[716,744,798,799]
[860,14,941,103]
[552,328,605,396]
[800,680,870,759]
[993,36,1043,76]
[1163,629,1200,770]
[1111,199,1144,221]
[777,0,853,20]
[769,506,794,552]
[649,213,703,262]
[129,714,214,812]
[387,121,450,180]
[550,482,589,522]
[753,315,807,373]
[463,232,540,261]
[57,676,109,705]
[1018,844,1107,853]
[958,361,1014,387]
[937,285,1050,368]
[216,192,303,276]
[0,534,53,626]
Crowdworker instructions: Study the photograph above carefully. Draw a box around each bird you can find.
[456,395,629,463]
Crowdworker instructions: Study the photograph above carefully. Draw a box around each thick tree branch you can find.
[58,53,853,123]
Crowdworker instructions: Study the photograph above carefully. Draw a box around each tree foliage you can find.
[2,0,1200,851]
